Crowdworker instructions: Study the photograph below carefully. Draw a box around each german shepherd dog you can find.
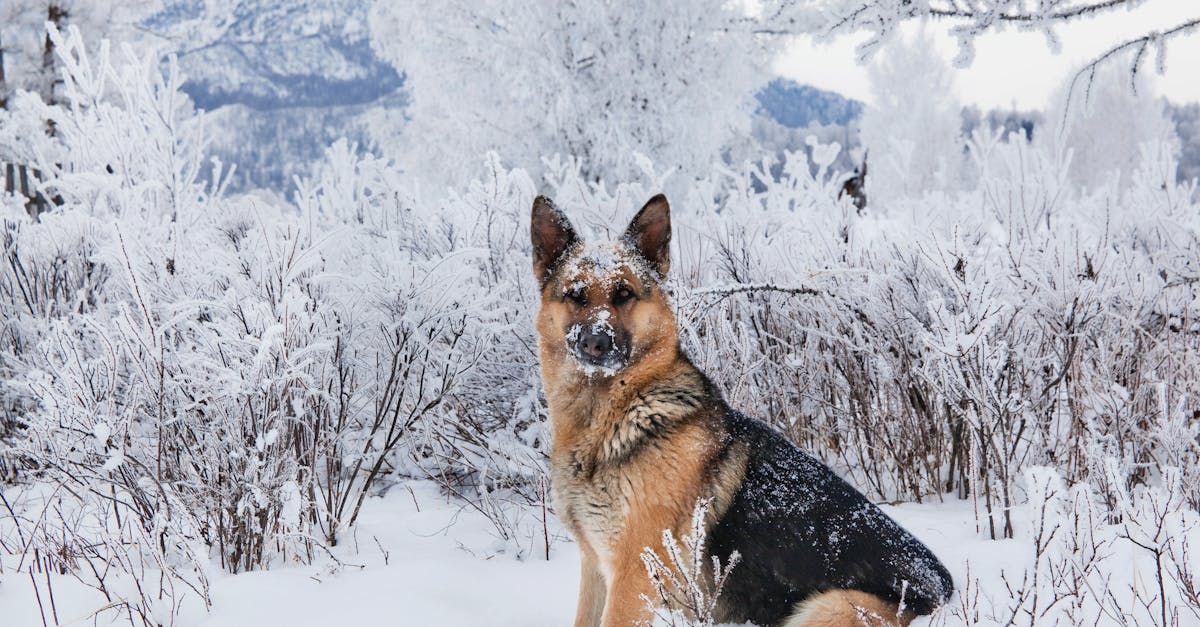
[532,194,954,627]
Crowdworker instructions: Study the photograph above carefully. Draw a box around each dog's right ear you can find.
[531,195,579,283]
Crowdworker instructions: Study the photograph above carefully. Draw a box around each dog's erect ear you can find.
[531,195,579,283]
[622,194,671,276]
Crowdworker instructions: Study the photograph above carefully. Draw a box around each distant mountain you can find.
[147,0,404,193]
[180,39,402,112]
[152,0,402,111]
[755,79,863,128]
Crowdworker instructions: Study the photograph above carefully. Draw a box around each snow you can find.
[0,483,565,627]
[0,481,1027,627]
[561,242,648,290]
[9,475,1167,627]
[198,484,577,627]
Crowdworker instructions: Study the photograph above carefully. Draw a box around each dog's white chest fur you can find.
[550,456,630,577]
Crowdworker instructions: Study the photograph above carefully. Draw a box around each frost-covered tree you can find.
[859,30,964,203]
[367,0,772,189]
[0,0,155,107]
[1044,63,1178,191]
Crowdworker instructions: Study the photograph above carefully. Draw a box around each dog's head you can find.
[531,194,677,380]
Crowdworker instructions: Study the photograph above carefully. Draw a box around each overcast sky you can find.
[775,3,1200,110]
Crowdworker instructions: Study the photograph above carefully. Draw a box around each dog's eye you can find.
[564,287,586,305]
[612,285,634,305]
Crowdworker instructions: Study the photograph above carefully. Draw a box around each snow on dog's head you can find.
[532,194,678,380]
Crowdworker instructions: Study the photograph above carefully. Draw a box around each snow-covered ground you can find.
[1,480,1012,627]
[196,482,579,627]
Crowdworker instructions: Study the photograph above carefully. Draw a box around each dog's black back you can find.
[710,411,954,626]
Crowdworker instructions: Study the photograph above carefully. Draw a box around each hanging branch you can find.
[758,1,1199,102]
[1060,17,1200,130]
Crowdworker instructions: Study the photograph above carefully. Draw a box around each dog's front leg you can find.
[575,543,607,627]
[598,551,655,627]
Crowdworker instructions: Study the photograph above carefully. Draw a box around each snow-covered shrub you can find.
[931,466,1200,627]
[295,143,551,554]
[2,31,556,623]
[640,498,740,627]
[656,126,1198,543]
[1,26,227,624]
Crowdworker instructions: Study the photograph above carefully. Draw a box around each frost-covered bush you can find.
[296,143,551,542]
[932,466,1200,626]
[0,27,539,623]
[670,129,1199,539]
[640,498,740,627]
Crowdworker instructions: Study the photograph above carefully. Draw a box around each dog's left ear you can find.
[622,194,671,276]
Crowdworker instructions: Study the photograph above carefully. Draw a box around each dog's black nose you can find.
[578,329,613,359]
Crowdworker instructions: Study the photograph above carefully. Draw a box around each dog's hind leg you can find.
[782,590,913,627]
[574,544,607,627]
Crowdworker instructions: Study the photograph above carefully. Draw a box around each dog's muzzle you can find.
[569,320,630,372]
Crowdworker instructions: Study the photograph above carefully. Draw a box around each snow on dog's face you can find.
[532,194,676,380]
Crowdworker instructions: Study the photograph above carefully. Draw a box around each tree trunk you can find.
[41,4,68,136]
[0,34,8,110]
[42,4,68,107]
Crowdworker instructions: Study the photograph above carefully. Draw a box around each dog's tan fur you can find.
[785,590,913,627]
[533,195,907,627]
